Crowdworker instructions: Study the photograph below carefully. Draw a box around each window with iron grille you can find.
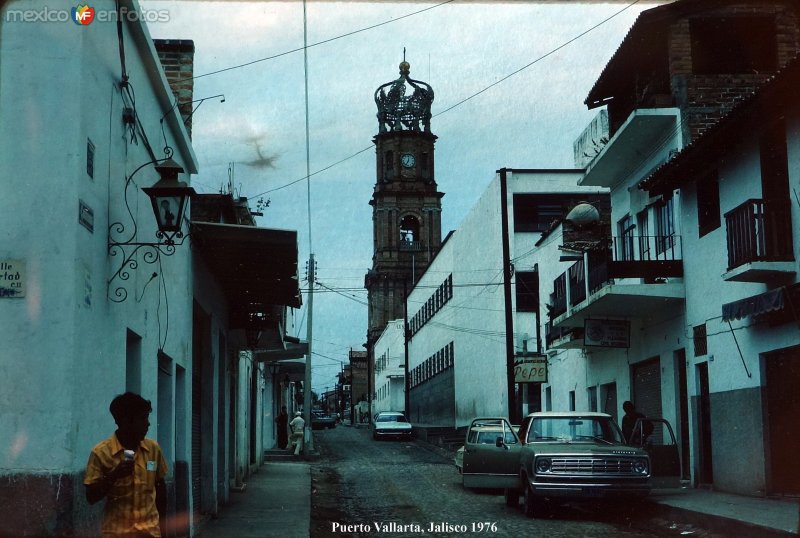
[655,196,675,256]
[693,324,707,357]
[618,214,635,261]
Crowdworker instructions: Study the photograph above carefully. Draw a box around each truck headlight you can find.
[535,458,551,473]
[633,460,648,475]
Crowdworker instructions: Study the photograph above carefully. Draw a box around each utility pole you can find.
[302,0,314,453]
[499,169,517,423]
[304,253,315,453]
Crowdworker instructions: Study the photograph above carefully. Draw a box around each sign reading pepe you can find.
[584,319,630,348]
[0,259,25,298]
[514,354,548,384]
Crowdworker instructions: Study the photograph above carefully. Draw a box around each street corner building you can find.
[0,1,305,536]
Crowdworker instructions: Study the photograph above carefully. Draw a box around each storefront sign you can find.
[584,319,630,348]
[514,354,548,383]
[0,259,25,298]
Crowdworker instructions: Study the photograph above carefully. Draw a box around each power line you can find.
[316,281,369,306]
[245,0,643,200]
[185,1,456,82]
[433,0,642,118]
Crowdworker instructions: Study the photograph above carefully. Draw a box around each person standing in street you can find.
[288,411,305,456]
[621,400,653,445]
[84,392,168,537]
[275,405,289,449]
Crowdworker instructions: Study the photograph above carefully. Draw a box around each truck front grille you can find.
[550,457,636,475]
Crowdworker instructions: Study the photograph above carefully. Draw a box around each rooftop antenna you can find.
[226,162,234,195]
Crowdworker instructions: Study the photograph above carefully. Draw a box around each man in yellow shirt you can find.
[84,392,168,537]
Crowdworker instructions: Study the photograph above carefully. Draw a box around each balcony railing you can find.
[613,235,682,262]
[724,199,793,270]
[588,256,611,295]
[399,240,423,252]
[544,322,583,349]
[568,260,586,307]
[549,273,567,319]
[548,240,684,323]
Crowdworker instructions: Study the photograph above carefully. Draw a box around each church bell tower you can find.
[365,60,443,351]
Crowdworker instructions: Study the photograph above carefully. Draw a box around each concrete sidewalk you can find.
[197,462,310,538]
[649,487,799,537]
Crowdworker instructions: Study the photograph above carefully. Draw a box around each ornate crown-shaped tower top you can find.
[374,60,434,133]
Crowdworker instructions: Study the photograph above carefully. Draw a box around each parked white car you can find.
[372,411,412,441]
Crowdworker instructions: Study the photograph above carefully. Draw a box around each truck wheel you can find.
[523,484,544,518]
[504,488,519,507]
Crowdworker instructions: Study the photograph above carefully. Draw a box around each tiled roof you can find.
[585,1,679,107]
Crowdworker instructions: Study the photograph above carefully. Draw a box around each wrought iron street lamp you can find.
[143,159,194,244]
[107,157,196,302]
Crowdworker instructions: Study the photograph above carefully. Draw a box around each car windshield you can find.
[376,414,407,423]
[528,416,625,444]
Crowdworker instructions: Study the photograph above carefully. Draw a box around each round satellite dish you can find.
[565,203,600,226]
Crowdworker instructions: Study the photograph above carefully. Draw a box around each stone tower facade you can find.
[366,61,443,352]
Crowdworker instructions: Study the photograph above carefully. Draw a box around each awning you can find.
[192,221,301,314]
[254,339,309,362]
[722,288,785,322]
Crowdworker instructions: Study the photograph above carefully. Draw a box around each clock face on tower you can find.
[401,153,416,168]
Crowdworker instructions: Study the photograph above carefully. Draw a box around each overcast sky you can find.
[143,0,661,393]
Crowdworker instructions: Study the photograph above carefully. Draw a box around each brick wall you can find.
[668,2,800,142]
[154,39,195,138]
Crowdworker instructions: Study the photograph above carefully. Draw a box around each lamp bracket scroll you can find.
[107,158,195,303]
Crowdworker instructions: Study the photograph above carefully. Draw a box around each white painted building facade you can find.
[639,58,800,496]
[405,169,606,428]
[541,0,800,497]
[0,2,302,535]
[372,319,406,416]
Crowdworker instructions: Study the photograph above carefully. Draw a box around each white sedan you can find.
[372,411,412,441]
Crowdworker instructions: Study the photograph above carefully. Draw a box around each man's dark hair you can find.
[110,392,152,423]
[622,401,634,413]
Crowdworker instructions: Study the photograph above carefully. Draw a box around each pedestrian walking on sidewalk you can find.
[275,406,289,449]
[84,392,168,537]
[288,411,305,455]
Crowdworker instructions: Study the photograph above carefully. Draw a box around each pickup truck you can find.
[461,412,679,518]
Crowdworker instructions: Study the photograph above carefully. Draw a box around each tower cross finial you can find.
[403,47,406,62]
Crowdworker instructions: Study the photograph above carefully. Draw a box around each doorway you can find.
[764,345,800,495]
[600,382,617,423]
[632,358,663,443]
[696,362,713,485]
[675,350,690,480]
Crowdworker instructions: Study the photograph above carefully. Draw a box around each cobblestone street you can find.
[310,426,718,538]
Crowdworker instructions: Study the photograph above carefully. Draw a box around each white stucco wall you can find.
[680,106,800,394]
[373,320,405,415]
[407,169,603,427]
[0,0,197,479]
